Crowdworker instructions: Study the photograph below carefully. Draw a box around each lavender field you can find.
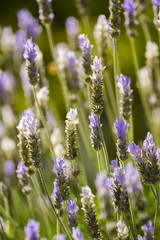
[0,0,160,239]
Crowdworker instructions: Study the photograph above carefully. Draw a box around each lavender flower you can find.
[89,112,102,151]
[17,9,42,40]
[66,17,80,41]
[91,56,105,116]
[24,219,40,240]
[4,160,15,176]
[56,234,66,240]
[115,118,130,161]
[79,34,93,84]
[23,38,40,85]
[121,0,138,37]
[128,133,160,184]
[67,198,79,233]
[117,74,133,121]
[117,220,129,239]
[152,0,160,27]
[125,162,142,194]
[72,227,85,240]
[65,109,79,161]
[81,186,103,239]
[107,160,129,213]
[109,0,121,37]
[141,220,154,240]
[16,161,31,195]
[36,0,54,25]
[52,157,70,201]
[94,15,110,67]
[51,182,63,210]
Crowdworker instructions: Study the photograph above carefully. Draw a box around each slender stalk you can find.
[32,86,55,159]
[112,38,119,115]
[38,169,72,240]
[124,215,134,240]
[82,15,94,44]
[57,218,60,235]
[4,196,11,237]
[45,24,70,111]
[129,197,138,240]
[104,72,117,118]
[27,195,34,219]
[140,16,151,42]
[96,151,102,172]
[158,31,160,49]
[154,185,159,236]
[129,37,155,140]
[98,116,110,173]
[0,205,19,229]
[150,184,157,200]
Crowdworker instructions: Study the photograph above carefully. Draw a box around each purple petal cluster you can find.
[17,9,42,40]
[66,17,80,37]
[53,157,66,175]
[117,74,131,94]
[152,0,160,12]
[51,182,63,210]
[16,161,28,179]
[128,142,142,160]
[95,171,108,197]
[24,219,40,240]
[91,56,106,79]
[125,162,142,194]
[115,118,130,139]
[142,132,157,157]
[4,160,15,176]
[122,0,138,17]
[23,38,37,60]
[140,220,154,240]
[67,198,79,232]
[79,34,92,54]
[72,227,85,240]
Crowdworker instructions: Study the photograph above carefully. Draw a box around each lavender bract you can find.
[117,74,133,121]
[91,56,105,116]
[23,38,40,86]
[89,112,102,151]
[115,118,130,161]
[52,157,70,201]
[67,198,79,232]
[24,219,40,240]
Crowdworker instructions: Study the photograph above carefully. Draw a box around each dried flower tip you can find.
[75,0,89,15]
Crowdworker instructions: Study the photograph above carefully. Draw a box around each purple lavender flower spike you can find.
[67,198,79,233]
[141,220,154,240]
[125,162,142,194]
[51,182,63,210]
[17,9,42,40]
[16,161,28,179]
[142,132,156,156]
[4,160,15,176]
[117,74,131,94]
[72,227,85,240]
[15,30,27,51]
[24,219,40,240]
[23,38,39,85]
[152,0,160,25]
[16,161,31,195]
[121,0,138,37]
[128,142,142,160]
[79,34,93,83]
[36,0,54,25]
[52,157,70,201]
[66,17,80,37]
[115,118,129,161]
[89,112,102,151]
[95,171,108,197]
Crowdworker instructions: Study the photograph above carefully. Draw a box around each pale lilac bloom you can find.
[79,34,92,54]
[16,161,28,179]
[56,234,66,240]
[24,219,40,240]
[4,160,15,176]
[72,227,85,240]
[115,118,130,139]
[125,162,142,194]
[117,74,131,94]
[95,171,108,197]
[66,17,80,37]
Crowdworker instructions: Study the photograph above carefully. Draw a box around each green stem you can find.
[82,15,94,44]
[129,37,155,140]
[124,215,134,240]
[112,38,119,115]
[154,185,159,236]
[97,151,102,172]
[98,116,110,174]
[129,197,138,240]
[38,169,72,240]
[140,16,151,42]
[0,205,20,229]
[32,86,55,159]
[104,72,117,118]
[57,218,60,235]
[27,195,34,219]
[150,184,157,200]
[4,197,11,237]
[45,24,70,111]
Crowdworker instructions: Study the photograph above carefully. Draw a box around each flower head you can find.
[117,220,129,239]
[36,0,54,25]
[66,17,80,37]
[117,74,131,94]
[115,118,130,139]
[4,160,15,176]
[24,219,40,240]
[122,0,138,17]
[23,38,37,60]
[66,108,79,124]
[67,198,79,232]
[91,56,106,79]
[52,157,66,175]
[89,112,102,151]
[51,181,63,210]
[79,34,93,54]
[72,227,85,240]
[16,161,28,179]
